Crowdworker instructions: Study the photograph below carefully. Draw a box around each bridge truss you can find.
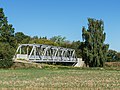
[14,44,77,63]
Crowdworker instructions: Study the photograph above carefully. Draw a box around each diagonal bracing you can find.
[14,44,77,63]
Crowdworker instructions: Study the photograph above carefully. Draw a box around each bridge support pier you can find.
[74,58,84,67]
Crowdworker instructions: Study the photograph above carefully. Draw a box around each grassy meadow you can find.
[0,65,120,90]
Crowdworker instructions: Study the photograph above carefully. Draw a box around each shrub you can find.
[0,43,14,68]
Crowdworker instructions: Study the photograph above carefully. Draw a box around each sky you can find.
[0,0,120,51]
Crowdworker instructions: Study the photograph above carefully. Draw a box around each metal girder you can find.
[14,44,77,63]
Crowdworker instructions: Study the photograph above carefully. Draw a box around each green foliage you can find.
[107,50,120,62]
[0,8,16,47]
[82,18,109,67]
[15,32,30,44]
[116,52,120,61]
[0,43,14,68]
[50,35,66,46]
[0,8,16,68]
[70,41,82,58]
[29,37,58,46]
[50,36,82,58]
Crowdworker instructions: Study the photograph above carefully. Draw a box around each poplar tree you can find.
[82,18,109,67]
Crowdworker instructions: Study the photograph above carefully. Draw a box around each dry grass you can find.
[105,62,120,67]
[0,67,120,90]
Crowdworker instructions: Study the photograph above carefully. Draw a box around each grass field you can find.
[0,66,120,90]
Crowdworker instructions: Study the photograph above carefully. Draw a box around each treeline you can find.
[0,8,120,68]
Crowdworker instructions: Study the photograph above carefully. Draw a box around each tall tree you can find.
[0,8,16,68]
[82,18,109,67]
[0,8,16,47]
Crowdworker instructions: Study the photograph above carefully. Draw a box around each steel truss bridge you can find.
[14,44,78,63]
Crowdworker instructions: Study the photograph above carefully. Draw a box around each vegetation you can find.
[0,8,16,68]
[81,18,109,67]
[15,32,30,44]
[0,67,119,89]
[107,49,120,62]
[50,35,66,46]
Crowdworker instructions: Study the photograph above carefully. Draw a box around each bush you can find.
[0,43,14,68]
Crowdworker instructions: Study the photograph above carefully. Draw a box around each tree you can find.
[82,18,109,67]
[116,52,120,62]
[15,32,30,44]
[50,35,66,46]
[32,36,38,39]
[107,50,117,62]
[0,43,14,68]
[0,8,16,47]
[71,41,82,58]
[107,50,120,62]
[0,8,16,68]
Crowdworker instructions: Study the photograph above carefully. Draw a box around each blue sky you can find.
[0,0,120,51]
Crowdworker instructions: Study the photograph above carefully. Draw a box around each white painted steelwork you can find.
[14,44,77,63]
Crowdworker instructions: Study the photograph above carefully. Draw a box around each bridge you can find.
[14,44,78,64]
